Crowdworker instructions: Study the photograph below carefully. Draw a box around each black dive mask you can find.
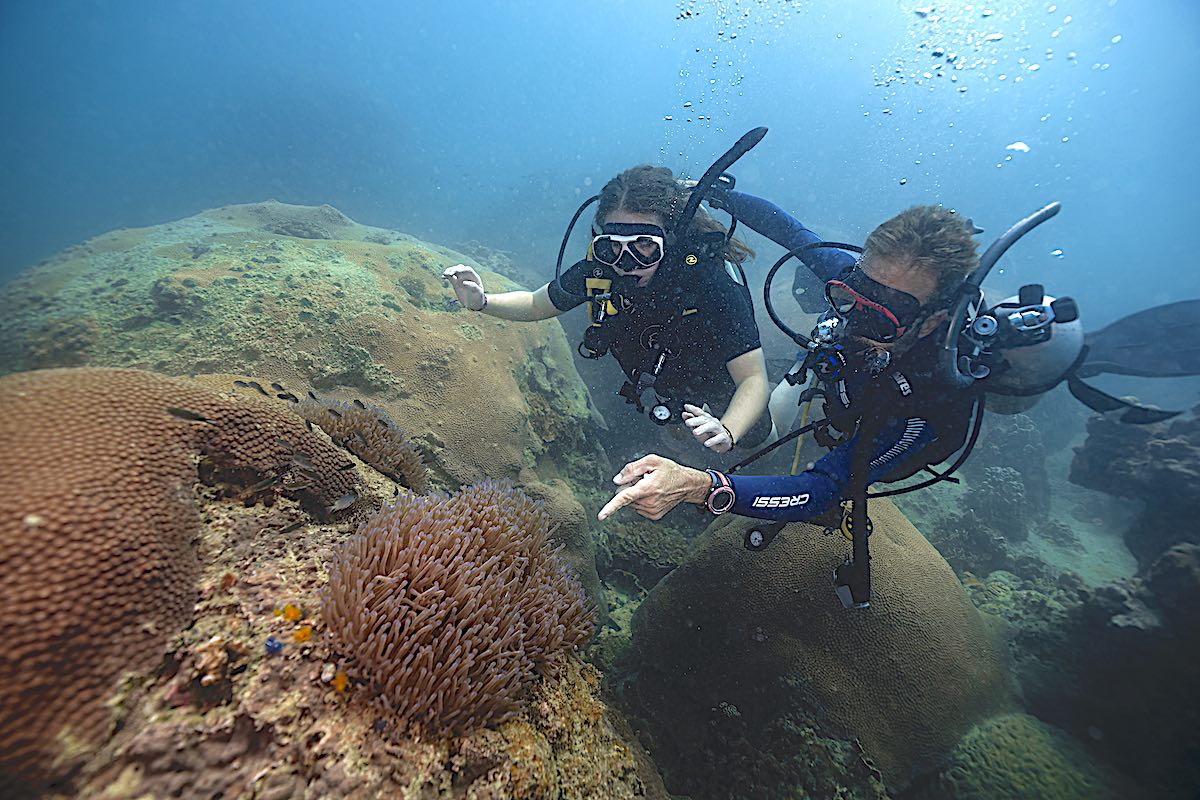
[827,265,924,343]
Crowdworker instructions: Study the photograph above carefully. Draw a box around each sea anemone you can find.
[321,481,595,736]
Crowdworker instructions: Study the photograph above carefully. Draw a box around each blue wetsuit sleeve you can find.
[723,190,856,283]
[724,416,937,521]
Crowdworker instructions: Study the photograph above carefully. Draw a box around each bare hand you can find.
[442,264,487,311]
[682,403,733,453]
[597,454,710,521]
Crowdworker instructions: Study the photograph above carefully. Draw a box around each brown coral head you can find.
[297,397,429,494]
[321,480,595,736]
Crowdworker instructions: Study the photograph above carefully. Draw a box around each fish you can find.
[250,473,281,492]
[270,382,286,392]
[282,480,311,492]
[294,625,313,643]
[291,452,314,468]
[332,671,349,692]
[280,603,302,621]
[277,391,300,403]
[278,520,305,534]
[352,399,366,410]
[275,437,294,451]
[328,409,342,419]
[376,419,389,428]
[304,420,315,433]
[328,493,358,513]
[292,465,320,480]
[307,390,320,401]
[166,406,213,423]
[233,380,252,389]
[337,462,357,471]
[351,431,368,446]
[247,381,270,397]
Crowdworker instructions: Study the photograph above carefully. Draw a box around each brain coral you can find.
[628,500,1012,795]
[910,713,1115,800]
[0,368,358,795]
[295,395,429,493]
[321,481,596,736]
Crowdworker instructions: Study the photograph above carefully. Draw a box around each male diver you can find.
[598,199,979,524]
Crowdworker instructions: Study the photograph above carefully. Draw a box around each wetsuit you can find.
[548,253,772,447]
[710,190,978,521]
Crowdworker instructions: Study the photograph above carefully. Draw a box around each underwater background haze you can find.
[1,2,1199,799]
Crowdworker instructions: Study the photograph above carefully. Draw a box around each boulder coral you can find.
[0,367,358,795]
[0,200,608,493]
[321,481,596,737]
[627,500,1012,796]
[906,713,1115,800]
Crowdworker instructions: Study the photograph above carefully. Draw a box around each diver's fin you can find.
[1078,299,1200,379]
[1066,373,1180,424]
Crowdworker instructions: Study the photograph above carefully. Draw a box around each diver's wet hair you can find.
[596,165,754,266]
[864,205,979,304]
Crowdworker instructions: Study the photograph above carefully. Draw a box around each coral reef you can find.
[912,506,1047,581]
[0,200,609,494]
[321,482,596,736]
[42,472,667,799]
[1015,543,1200,799]
[1070,405,1200,566]
[0,367,359,796]
[904,713,1116,800]
[966,466,1029,541]
[968,412,1050,514]
[624,500,1013,797]
[656,691,891,800]
[600,515,692,591]
[296,394,430,493]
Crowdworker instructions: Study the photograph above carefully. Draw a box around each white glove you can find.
[682,403,733,453]
[442,264,487,311]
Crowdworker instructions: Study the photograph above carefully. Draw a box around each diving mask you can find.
[591,222,666,270]
[825,267,923,343]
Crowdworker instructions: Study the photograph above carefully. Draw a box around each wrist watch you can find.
[704,469,735,515]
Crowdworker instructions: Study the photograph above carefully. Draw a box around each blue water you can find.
[3,0,1198,321]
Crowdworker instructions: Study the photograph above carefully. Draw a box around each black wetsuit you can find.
[548,255,770,446]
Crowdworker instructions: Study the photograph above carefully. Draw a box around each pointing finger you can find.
[598,485,645,521]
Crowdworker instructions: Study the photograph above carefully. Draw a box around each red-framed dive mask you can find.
[825,267,923,343]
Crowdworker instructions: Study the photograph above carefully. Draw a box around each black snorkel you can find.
[670,126,767,250]
[937,202,1062,389]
